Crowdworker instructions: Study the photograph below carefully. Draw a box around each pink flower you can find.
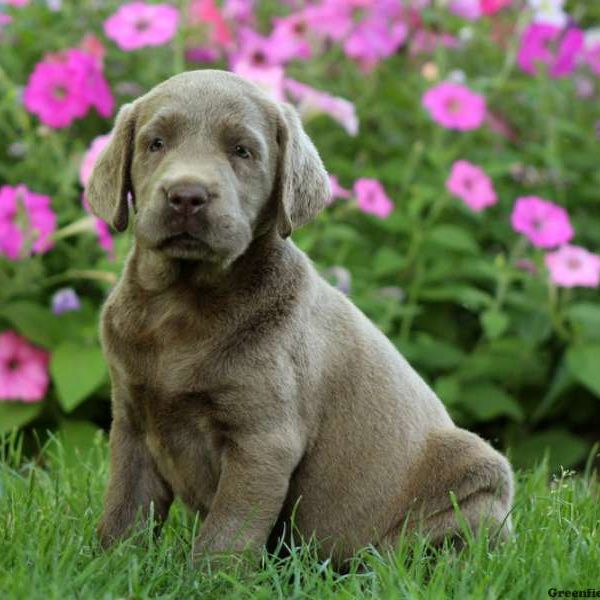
[24,56,88,128]
[545,245,600,288]
[410,30,460,55]
[186,46,221,63]
[354,178,394,218]
[301,0,356,42]
[449,0,482,21]
[517,23,584,78]
[229,27,277,68]
[328,175,351,204]
[345,21,408,71]
[480,0,511,15]
[446,160,497,212]
[94,218,115,256]
[511,196,574,248]
[71,49,114,119]
[0,184,56,260]
[104,2,179,51]
[232,61,285,101]
[422,82,486,131]
[80,134,111,187]
[2,0,29,6]
[0,331,49,403]
[270,13,313,63]
[285,79,358,136]
[222,0,255,25]
[79,138,115,257]
[189,0,232,47]
[23,49,113,128]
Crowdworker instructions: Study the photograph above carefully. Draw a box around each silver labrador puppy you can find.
[87,69,513,567]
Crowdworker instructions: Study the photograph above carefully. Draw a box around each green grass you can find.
[0,434,598,600]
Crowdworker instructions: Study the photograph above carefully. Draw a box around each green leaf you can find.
[434,376,461,406]
[0,402,43,434]
[567,303,600,340]
[50,343,108,413]
[397,334,465,371]
[373,247,406,277]
[532,357,574,422]
[481,309,509,340]
[566,344,600,397]
[460,383,524,422]
[511,429,589,471]
[427,224,479,254]
[420,285,492,309]
[0,302,62,349]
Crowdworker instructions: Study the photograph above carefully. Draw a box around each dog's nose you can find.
[167,183,210,216]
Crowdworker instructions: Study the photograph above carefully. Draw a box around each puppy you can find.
[87,70,513,566]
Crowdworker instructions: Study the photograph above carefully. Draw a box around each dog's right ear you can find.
[86,103,137,232]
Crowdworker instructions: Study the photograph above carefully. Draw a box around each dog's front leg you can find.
[97,416,174,548]
[193,430,303,562]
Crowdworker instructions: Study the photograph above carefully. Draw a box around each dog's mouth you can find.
[158,233,215,257]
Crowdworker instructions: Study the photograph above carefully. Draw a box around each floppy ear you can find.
[275,103,330,238]
[86,103,137,232]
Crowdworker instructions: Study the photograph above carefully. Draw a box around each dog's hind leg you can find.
[382,427,514,550]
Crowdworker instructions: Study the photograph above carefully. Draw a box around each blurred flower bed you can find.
[1,0,599,470]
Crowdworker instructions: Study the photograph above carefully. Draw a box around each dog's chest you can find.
[102,286,224,390]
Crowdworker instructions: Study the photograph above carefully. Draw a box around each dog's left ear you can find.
[274,103,330,238]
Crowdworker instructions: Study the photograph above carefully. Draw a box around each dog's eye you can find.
[234,145,251,159]
[149,137,165,152]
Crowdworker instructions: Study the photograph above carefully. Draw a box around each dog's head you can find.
[86,70,330,266]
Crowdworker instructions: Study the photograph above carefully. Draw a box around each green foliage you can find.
[0,1,599,468]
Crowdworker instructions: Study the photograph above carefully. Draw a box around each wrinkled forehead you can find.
[136,75,277,140]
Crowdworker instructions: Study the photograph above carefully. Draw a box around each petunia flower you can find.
[328,175,352,204]
[0,184,56,260]
[517,23,584,78]
[23,48,113,128]
[232,61,285,101]
[104,2,179,51]
[480,0,512,15]
[545,245,600,288]
[80,134,111,187]
[222,0,256,26]
[189,0,232,47]
[285,79,358,136]
[422,82,486,131]
[0,331,49,403]
[446,160,498,212]
[510,196,574,248]
[343,11,408,71]
[80,136,115,257]
[449,0,482,21]
[353,178,394,219]
[270,12,313,63]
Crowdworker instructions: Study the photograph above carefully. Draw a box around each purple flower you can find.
[51,288,81,315]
